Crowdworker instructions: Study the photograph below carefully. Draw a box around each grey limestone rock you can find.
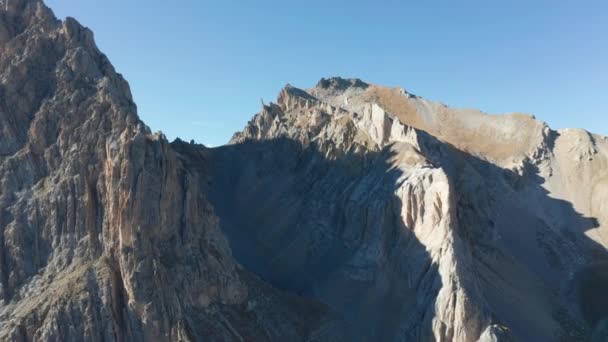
[0,1,607,341]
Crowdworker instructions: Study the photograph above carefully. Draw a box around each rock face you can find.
[214,79,608,341]
[0,1,607,342]
[0,1,344,341]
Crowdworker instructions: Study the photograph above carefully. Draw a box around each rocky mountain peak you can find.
[282,83,317,100]
[0,0,55,42]
[0,3,346,341]
[277,83,317,105]
[226,76,608,341]
[1,2,607,341]
[1,0,40,13]
[315,76,369,91]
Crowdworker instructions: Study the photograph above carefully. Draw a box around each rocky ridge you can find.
[219,78,608,341]
[0,1,607,341]
[0,1,344,341]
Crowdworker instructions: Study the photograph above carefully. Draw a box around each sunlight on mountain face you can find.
[0,1,606,341]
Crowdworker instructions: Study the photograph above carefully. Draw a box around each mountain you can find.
[0,1,345,341]
[210,80,608,341]
[0,1,607,341]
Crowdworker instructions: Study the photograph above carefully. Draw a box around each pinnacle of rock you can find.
[316,76,369,90]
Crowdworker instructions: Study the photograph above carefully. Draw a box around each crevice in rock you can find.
[109,256,128,342]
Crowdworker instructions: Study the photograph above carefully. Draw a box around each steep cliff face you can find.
[222,86,489,341]
[0,1,343,341]
[211,79,608,341]
[1,1,607,342]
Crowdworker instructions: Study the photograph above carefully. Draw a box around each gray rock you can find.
[1,2,607,342]
[212,79,608,341]
[0,1,344,341]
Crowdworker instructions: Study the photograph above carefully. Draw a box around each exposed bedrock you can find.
[0,0,607,341]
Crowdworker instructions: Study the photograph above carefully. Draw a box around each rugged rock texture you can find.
[0,1,607,341]
[0,1,344,341]
[213,79,608,341]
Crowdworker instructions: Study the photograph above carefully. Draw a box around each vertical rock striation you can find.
[0,1,606,341]
[211,78,608,341]
[0,1,343,341]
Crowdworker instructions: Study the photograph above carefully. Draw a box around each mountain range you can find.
[0,1,607,341]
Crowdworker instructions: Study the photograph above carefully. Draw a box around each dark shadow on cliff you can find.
[174,137,441,341]
[411,129,608,341]
[173,129,608,341]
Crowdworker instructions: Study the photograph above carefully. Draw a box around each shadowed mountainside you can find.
[0,1,347,340]
[192,81,608,341]
[203,138,440,341]
[0,0,607,341]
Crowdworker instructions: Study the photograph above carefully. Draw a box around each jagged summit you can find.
[282,83,317,100]
[1,0,41,12]
[316,76,369,90]
[1,1,607,341]
[0,2,345,341]
[223,75,608,341]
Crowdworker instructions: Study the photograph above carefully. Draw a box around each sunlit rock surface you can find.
[0,1,607,341]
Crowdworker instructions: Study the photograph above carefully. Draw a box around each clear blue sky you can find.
[45,0,607,146]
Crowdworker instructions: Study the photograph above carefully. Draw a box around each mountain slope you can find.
[0,1,345,341]
[208,79,608,341]
[0,1,607,341]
